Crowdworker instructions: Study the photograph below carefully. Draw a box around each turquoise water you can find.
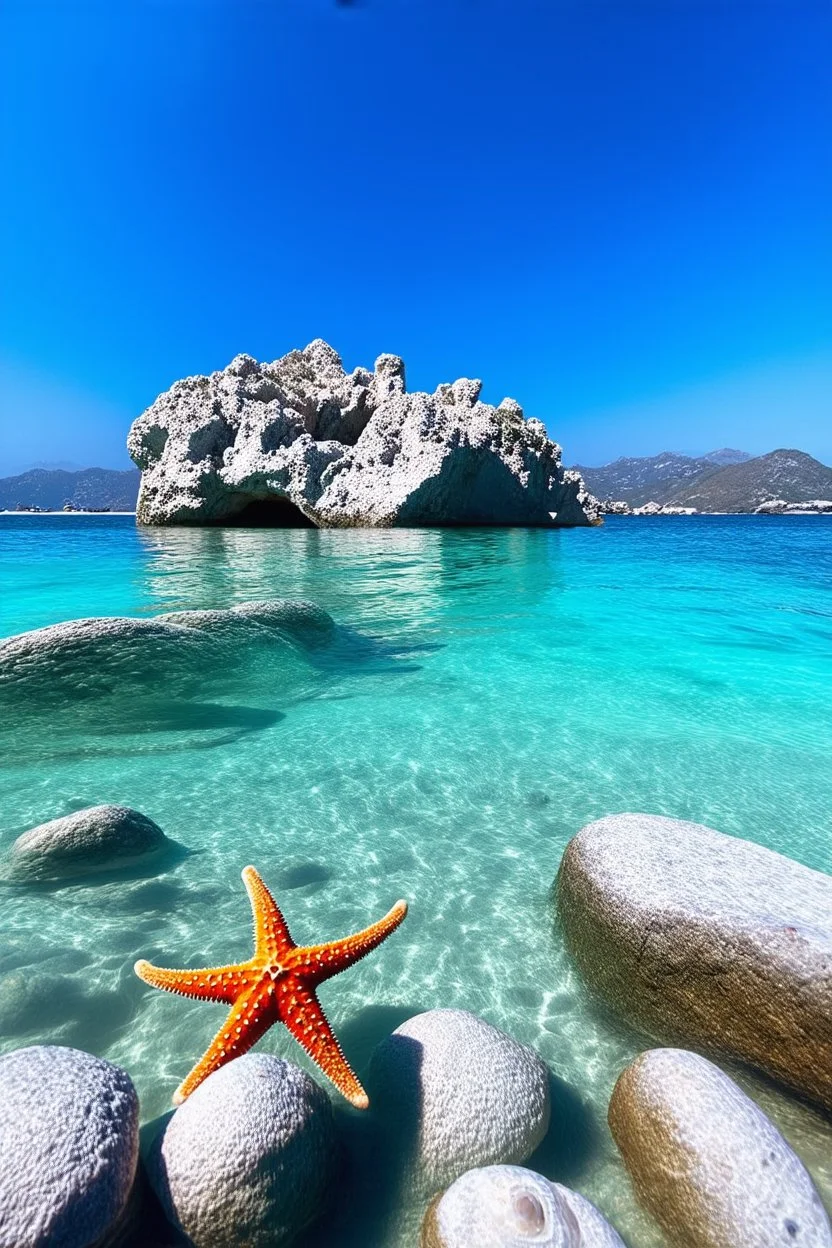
[1,514,831,1245]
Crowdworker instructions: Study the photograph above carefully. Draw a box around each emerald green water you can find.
[1,514,830,1245]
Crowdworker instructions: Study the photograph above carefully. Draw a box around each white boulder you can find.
[147,1053,336,1248]
[127,340,600,528]
[609,1048,832,1247]
[0,1045,139,1248]
[4,804,169,882]
[557,813,832,1110]
[421,1164,625,1247]
[369,1008,551,1194]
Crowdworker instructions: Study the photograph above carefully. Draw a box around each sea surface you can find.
[1,513,831,1245]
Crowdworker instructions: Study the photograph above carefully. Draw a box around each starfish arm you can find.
[290,899,408,981]
[134,959,255,1004]
[172,980,276,1105]
[276,974,369,1110]
[242,865,296,961]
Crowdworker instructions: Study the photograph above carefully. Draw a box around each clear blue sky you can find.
[1,0,830,474]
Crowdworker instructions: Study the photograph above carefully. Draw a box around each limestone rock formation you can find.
[0,1045,139,1248]
[147,1053,336,1248]
[4,804,169,883]
[127,340,600,528]
[368,1008,551,1195]
[421,1164,625,1247]
[556,813,832,1110]
[609,1049,832,1247]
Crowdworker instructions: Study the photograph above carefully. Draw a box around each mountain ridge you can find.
[0,467,140,512]
[572,448,832,511]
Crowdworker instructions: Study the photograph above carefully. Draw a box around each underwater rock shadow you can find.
[525,1070,603,1184]
[274,860,333,893]
[296,1007,427,1248]
[305,622,438,679]
[0,703,285,766]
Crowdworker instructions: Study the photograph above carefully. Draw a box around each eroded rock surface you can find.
[4,804,169,883]
[421,1164,625,1247]
[127,340,600,528]
[369,1008,551,1195]
[609,1048,832,1248]
[557,813,832,1110]
[0,1045,139,1248]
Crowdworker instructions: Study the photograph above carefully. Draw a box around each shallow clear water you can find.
[1,514,831,1245]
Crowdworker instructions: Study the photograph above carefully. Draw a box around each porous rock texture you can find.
[147,1053,336,1248]
[557,813,832,1110]
[0,1045,139,1248]
[608,1048,832,1248]
[127,339,600,528]
[4,803,168,883]
[368,1008,551,1194]
[421,1164,626,1247]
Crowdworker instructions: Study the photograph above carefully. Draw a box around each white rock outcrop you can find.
[632,501,697,515]
[147,1054,336,1248]
[421,1165,625,1247]
[557,813,832,1110]
[127,340,600,528]
[755,498,832,515]
[0,1045,139,1248]
[4,804,169,883]
[609,1049,832,1247]
[369,1008,551,1195]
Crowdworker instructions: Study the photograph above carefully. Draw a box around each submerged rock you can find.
[421,1164,625,1247]
[0,1045,139,1248]
[127,339,600,528]
[4,804,169,883]
[0,615,219,706]
[369,1008,551,1194]
[556,813,832,1110]
[609,1049,832,1247]
[147,1054,336,1248]
[160,599,336,648]
[0,600,336,706]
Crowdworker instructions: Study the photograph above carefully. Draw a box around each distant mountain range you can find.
[0,467,140,512]
[572,449,832,512]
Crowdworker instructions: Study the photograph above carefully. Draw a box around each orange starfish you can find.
[134,865,407,1108]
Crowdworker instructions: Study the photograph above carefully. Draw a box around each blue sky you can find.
[1,0,830,474]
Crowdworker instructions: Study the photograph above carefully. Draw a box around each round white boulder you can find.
[0,1045,139,1248]
[421,1165,626,1247]
[609,1048,832,1247]
[4,804,169,882]
[147,1054,337,1248]
[557,813,832,1109]
[369,1008,551,1193]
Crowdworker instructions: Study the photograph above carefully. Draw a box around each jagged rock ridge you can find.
[127,340,600,528]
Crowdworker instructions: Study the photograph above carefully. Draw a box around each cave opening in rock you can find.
[219,496,317,528]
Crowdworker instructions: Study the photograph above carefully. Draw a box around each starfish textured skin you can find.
[134,865,407,1108]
